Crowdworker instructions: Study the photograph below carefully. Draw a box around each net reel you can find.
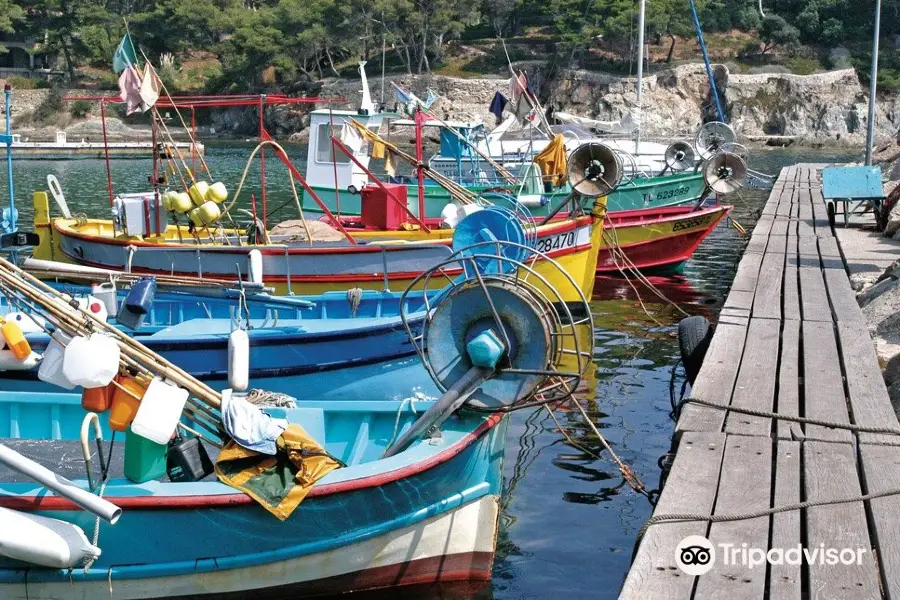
[567,143,624,197]
[613,149,646,186]
[383,213,594,457]
[701,151,748,196]
[660,141,696,175]
[474,193,539,250]
[695,121,736,160]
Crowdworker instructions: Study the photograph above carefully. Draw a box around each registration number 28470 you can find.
[534,226,590,254]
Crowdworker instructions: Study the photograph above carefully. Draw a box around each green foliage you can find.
[33,87,65,125]
[69,99,92,118]
[759,15,800,54]
[7,75,39,89]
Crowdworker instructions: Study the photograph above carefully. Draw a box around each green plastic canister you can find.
[124,427,169,483]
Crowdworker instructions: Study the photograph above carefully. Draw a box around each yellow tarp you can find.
[215,424,342,520]
[371,139,386,159]
[533,134,568,187]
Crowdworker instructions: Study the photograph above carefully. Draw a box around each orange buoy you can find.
[0,320,31,360]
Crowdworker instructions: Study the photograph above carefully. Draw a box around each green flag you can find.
[112,33,138,74]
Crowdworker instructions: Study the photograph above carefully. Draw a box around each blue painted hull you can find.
[0,393,507,598]
[2,286,440,401]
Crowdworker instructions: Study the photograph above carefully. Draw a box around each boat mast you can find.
[864,0,882,165]
[2,85,15,233]
[634,0,645,155]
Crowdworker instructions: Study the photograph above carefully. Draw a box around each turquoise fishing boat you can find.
[0,227,593,598]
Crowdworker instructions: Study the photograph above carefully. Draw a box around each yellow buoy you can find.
[189,181,210,206]
[188,201,221,227]
[0,320,31,360]
[172,192,193,213]
[161,191,176,212]
[208,182,228,203]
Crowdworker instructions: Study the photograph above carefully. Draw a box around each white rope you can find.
[387,394,423,448]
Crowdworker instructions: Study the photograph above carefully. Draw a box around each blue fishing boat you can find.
[0,284,439,401]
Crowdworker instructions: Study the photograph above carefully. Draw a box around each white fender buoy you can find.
[248,249,263,285]
[62,334,119,388]
[46,174,73,219]
[228,329,249,392]
[0,350,41,371]
[3,312,46,334]
[0,507,101,568]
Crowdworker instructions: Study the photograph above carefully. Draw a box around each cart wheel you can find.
[827,201,836,228]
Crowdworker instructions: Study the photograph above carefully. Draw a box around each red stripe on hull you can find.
[158,551,493,599]
[595,225,721,273]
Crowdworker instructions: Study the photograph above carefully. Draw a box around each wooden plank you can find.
[796,218,815,238]
[770,218,791,237]
[620,432,726,599]
[777,319,803,440]
[798,235,819,258]
[753,216,774,238]
[725,318,781,436]
[677,315,749,434]
[731,252,764,293]
[805,441,881,597]
[818,236,841,259]
[694,436,772,598]
[858,444,900,599]
[769,440,801,598]
[783,256,801,321]
[752,253,784,320]
[764,233,787,255]
[836,321,900,444]
[802,321,851,442]
[799,266,833,322]
[744,233,768,254]
[723,288,755,313]
[824,268,865,326]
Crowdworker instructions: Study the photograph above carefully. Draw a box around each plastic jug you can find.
[130,378,188,444]
[81,385,112,413]
[37,331,75,390]
[0,350,40,370]
[109,373,148,432]
[167,436,214,482]
[75,296,108,322]
[123,278,156,315]
[124,427,168,483]
[62,334,119,388]
[0,320,31,360]
[90,283,118,316]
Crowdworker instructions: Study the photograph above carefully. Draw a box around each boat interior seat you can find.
[275,407,327,443]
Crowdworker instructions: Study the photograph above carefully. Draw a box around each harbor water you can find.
[0,145,858,599]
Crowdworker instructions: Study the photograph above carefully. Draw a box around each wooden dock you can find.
[621,165,900,599]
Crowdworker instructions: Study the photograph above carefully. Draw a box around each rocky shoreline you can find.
[2,63,898,147]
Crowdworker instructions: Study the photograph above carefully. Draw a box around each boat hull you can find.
[301,171,706,218]
[39,214,601,302]
[596,204,732,274]
[0,397,508,599]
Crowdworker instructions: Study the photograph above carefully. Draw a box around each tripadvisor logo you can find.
[675,536,868,575]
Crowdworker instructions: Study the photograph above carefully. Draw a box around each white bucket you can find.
[131,377,189,444]
[91,283,118,316]
[37,331,75,389]
[228,329,249,392]
[62,334,120,388]
[0,507,101,569]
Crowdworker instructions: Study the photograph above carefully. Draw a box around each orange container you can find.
[109,374,148,432]
[81,385,113,413]
[1,321,31,360]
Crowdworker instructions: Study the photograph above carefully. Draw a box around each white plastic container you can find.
[0,507,101,569]
[228,329,250,392]
[91,283,118,316]
[37,331,75,389]
[62,334,120,388]
[248,249,263,286]
[3,312,46,334]
[0,350,41,371]
[131,377,189,444]
[75,295,109,322]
